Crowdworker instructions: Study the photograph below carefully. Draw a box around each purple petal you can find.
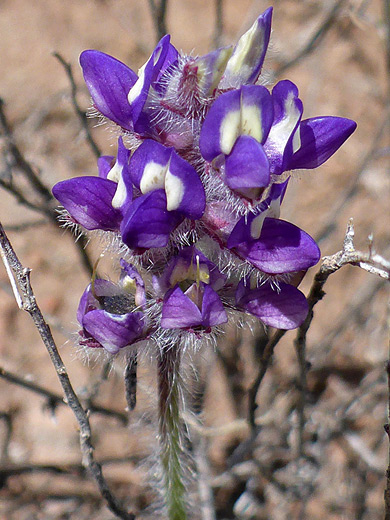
[52,177,122,231]
[261,178,289,210]
[165,151,205,218]
[231,218,320,274]
[236,280,308,329]
[82,309,145,354]
[227,211,267,249]
[201,285,228,327]
[129,140,205,219]
[199,89,241,161]
[200,85,273,162]
[221,7,273,87]
[263,80,303,175]
[225,135,270,198]
[161,285,203,329]
[80,50,137,130]
[240,85,274,144]
[227,180,290,248]
[289,117,357,170]
[128,35,172,128]
[97,156,114,179]
[77,279,118,325]
[129,139,172,190]
[120,190,182,249]
[154,42,180,93]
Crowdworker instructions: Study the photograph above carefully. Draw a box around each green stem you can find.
[158,344,187,520]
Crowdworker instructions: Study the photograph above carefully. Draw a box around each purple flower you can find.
[77,263,147,354]
[52,137,130,232]
[81,36,178,136]
[157,247,227,330]
[52,176,122,232]
[121,140,206,249]
[53,138,206,250]
[230,217,321,275]
[226,179,320,275]
[54,6,358,345]
[200,79,356,197]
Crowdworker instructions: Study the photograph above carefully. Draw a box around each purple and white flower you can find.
[77,261,147,355]
[53,6,357,352]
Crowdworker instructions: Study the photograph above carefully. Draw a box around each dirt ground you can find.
[0,1,389,519]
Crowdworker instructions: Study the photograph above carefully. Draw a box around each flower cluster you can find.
[53,7,356,355]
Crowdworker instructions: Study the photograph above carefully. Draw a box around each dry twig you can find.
[148,0,169,43]
[294,220,389,462]
[213,0,224,49]
[0,365,128,424]
[53,52,101,159]
[0,98,93,275]
[275,0,347,77]
[0,222,135,520]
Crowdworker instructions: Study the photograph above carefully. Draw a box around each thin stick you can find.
[275,0,347,76]
[53,52,101,159]
[248,220,390,432]
[148,0,169,43]
[0,98,53,202]
[0,366,128,424]
[0,222,134,520]
[213,0,224,49]
[0,98,94,276]
[125,349,138,411]
[294,322,308,458]
[247,328,286,430]
[295,221,390,465]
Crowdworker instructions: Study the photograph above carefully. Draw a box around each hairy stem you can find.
[158,345,187,520]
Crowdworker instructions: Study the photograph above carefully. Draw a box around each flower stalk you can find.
[158,344,187,520]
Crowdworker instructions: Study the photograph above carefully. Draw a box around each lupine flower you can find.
[77,261,147,354]
[53,6,357,347]
[155,246,227,330]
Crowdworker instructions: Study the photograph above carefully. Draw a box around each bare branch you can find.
[316,109,390,244]
[0,98,94,276]
[0,456,140,483]
[294,332,308,458]
[125,349,137,411]
[0,366,128,424]
[248,220,389,435]
[294,221,389,463]
[0,98,53,202]
[275,0,347,76]
[213,0,224,49]
[0,221,135,520]
[248,328,286,430]
[148,0,169,43]
[53,52,101,159]
[3,219,49,232]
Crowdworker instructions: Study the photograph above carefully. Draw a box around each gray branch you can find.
[0,221,135,520]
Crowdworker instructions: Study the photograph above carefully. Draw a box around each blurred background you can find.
[0,1,389,518]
